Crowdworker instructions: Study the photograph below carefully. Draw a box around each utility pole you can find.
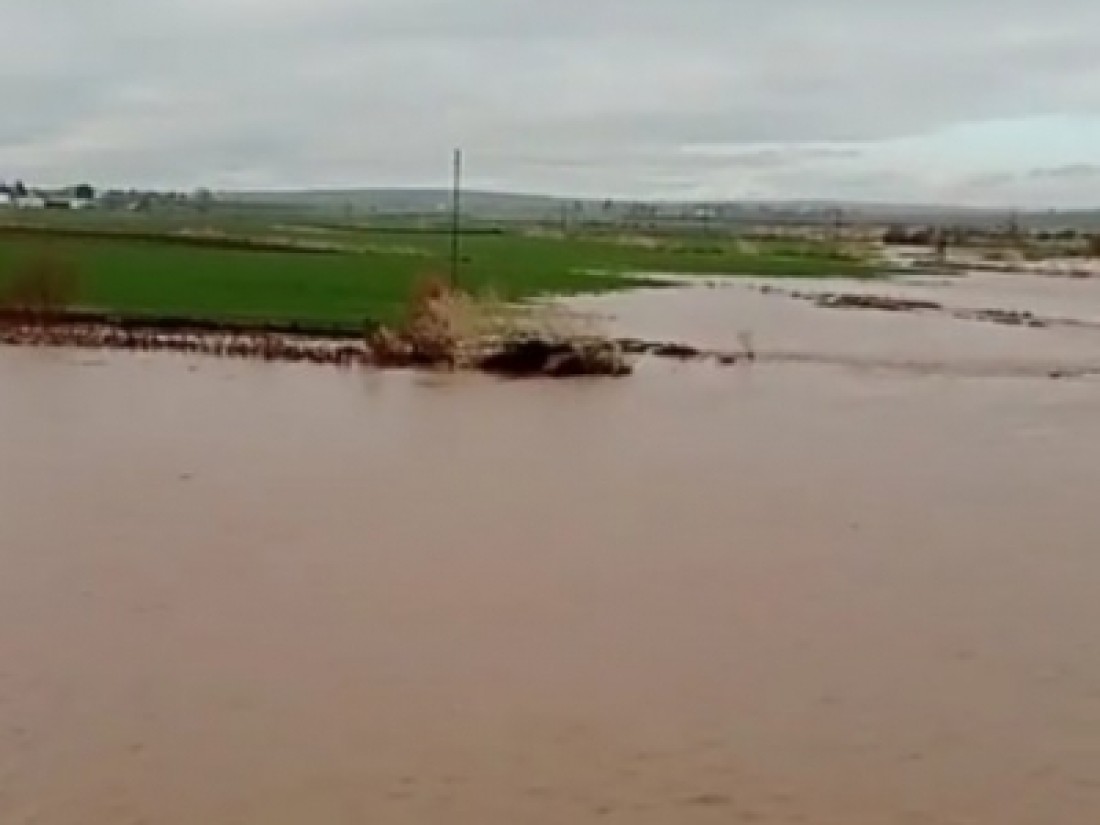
[934,227,948,264]
[830,208,844,243]
[450,148,462,290]
[1007,209,1021,243]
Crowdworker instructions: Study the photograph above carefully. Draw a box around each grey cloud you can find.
[679,147,864,168]
[5,0,1100,203]
[946,166,1100,209]
[955,172,1021,191]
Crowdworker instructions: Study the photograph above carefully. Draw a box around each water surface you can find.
[2,280,1100,824]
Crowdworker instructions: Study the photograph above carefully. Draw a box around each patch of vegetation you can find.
[0,252,80,321]
[366,276,629,377]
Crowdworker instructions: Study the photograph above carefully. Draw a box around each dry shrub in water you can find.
[400,275,463,365]
[366,275,468,367]
[367,274,628,376]
[368,274,534,367]
[1,253,80,322]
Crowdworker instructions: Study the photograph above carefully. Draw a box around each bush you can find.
[366,274,629,376]
[0,252,80,321]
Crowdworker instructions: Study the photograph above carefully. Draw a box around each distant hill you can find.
[224,189,564,220]
[221,188,1100,231]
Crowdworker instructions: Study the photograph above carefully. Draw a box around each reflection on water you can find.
[2,280,1100,824]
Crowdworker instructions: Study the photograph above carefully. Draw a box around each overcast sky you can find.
[4,0,1100,205]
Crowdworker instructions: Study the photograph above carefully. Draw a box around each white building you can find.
[15,195,47,209]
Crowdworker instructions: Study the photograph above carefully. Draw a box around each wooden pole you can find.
[450,149,462,289]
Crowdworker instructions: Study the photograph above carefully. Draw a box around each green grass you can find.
[0,221,871,328]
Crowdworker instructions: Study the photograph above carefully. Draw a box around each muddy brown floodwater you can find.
[3,277,1100,824]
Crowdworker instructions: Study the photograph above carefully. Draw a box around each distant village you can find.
[0,181,97,210]
[0,181,216,212]
[1,180,1097,251]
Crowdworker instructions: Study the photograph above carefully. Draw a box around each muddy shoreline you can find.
[1,318,372,366]
[0,308,367,339]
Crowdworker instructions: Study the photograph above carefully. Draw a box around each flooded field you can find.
[572,270,1100,377]
[3,276,1100,824]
